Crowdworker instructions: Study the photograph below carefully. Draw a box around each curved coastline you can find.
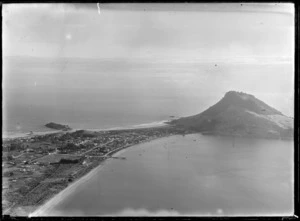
[27,122,171,216]
[3,120,169,140]
[30,159,107,216]
[32,135,294,217]
[29,135,168,216]
[2,130,61,140]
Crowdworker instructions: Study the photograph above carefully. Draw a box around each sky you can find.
[3,3,294,63]
[2,3,295,125]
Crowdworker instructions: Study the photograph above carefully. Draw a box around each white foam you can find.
[81,120,168,132]
[2,121,168,140]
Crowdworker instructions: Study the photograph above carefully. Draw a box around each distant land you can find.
[3,91,294,216]
[3,125,188,216]
[45,122,71,131]
[169,91,293,140]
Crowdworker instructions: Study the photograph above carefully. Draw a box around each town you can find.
[2,125,190,216]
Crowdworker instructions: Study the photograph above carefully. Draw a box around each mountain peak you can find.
[198,91,282,118]
[170,91,292,139]
[218,91,282,116]
[224,91,253,98]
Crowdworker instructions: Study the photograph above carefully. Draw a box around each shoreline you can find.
[2,120,169,140]
[4,122,293,216]
[4,120,185,216]
[29,157,106,216]
[3,121,176,216]
[29,135,171,216]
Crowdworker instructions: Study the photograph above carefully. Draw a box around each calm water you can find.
[3,57,294,135]
[40,134,294,216]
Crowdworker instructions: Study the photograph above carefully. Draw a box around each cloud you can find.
[104,208,181,216]
[29,208,85,217]
[102,207,226,216]
[30,207,228,217]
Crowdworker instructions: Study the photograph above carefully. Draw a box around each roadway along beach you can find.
[3,121,188,216]
[30,130,175,216]
[29,156,107,216]
[31,134,294,216]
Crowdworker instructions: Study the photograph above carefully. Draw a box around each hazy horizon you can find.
[2,3,295,217]
[2,3,295,134]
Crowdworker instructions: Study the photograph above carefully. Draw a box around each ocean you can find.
[4,57,294,216]
[3,57,294,137]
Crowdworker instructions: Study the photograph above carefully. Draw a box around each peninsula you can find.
[169,91,293,140]
[3,91,293,216]
[3,125,190,216]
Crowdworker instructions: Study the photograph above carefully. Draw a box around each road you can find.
[12,152,26,159]
[80,140,113,156]
[29,140,113,163]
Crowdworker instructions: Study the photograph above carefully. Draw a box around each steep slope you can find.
[170,91,293,139]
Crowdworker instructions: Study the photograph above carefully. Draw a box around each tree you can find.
[65,143,77,149]
[7,155,13,161]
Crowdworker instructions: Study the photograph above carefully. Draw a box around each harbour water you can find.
[3,4,294,217]
[35,134,294,216]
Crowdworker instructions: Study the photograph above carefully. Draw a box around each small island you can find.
[45,122,71,131]
[2,91,293,216]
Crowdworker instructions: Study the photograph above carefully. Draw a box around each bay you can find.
[37,134,294,216]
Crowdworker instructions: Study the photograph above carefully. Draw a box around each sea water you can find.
[3,57,294,136]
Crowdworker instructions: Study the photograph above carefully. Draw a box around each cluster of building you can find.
[3,125,188,215]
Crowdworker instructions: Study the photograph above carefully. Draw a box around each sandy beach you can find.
[81,120,169,132]
[29,140,151,216]
[27,121,169,216]
[31,134,294,217]
[29,160,107,216]
[3,121,169,140]
[2,130,63,140]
